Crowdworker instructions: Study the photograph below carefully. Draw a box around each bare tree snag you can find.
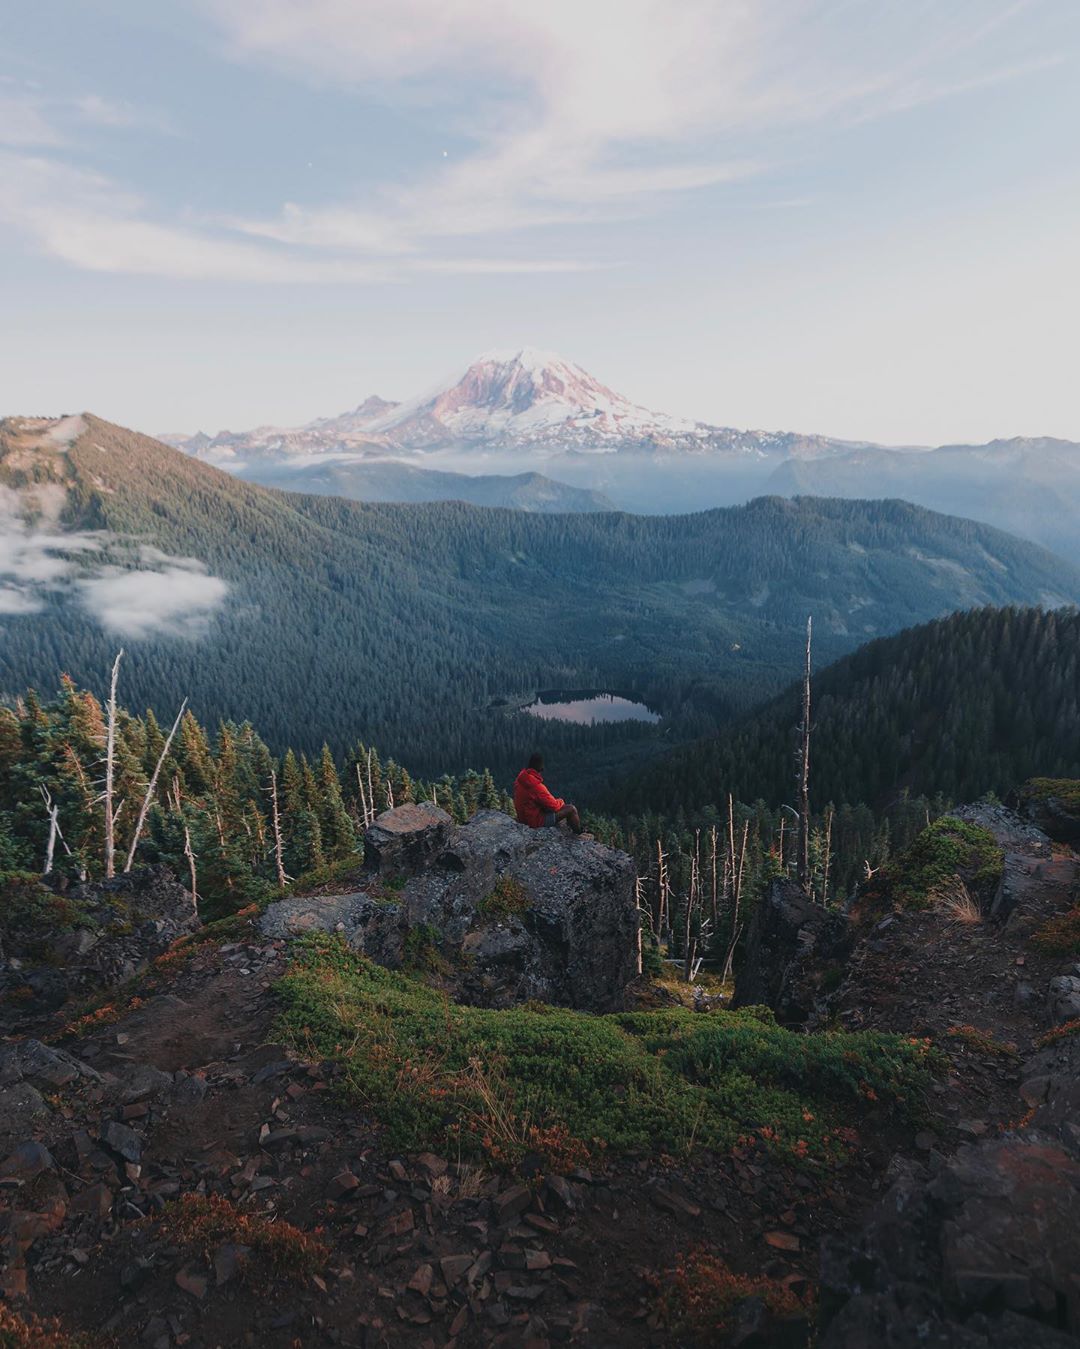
[103,649,124,879]
[356,763,370,828]
[124,698,187,872]
[269,767,287,891]
[796,616,813,894]
[40,785,60,875]
[182,823,198,912]
[634,875,645,976]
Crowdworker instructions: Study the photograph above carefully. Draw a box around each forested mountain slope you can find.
[2,414,1077,787]
[609,606,1080,815]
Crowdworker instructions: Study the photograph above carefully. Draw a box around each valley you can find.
[3,414,1076,799]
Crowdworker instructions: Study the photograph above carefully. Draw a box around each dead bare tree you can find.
[123,698,187,873]
[633,875,645,976]
[709,823,719,923]
[356,763,371,828]
[682,845,699,981]
[722,805,750,983]
[103,649,124,879]
[795,617,813,894]
[655,839,670,945]
[182,823,198,912]
[269,767,288,891]
[820,805,834,906]
[39,785,73,876]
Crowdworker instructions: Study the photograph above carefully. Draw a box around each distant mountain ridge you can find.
[239,458,616,512]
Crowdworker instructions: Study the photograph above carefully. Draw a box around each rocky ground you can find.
[1,801,1079,1346]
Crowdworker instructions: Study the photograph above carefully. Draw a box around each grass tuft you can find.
[945,1024,1018,1058]
[476,873,531,919]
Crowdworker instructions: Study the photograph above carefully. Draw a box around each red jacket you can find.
[514,768,564,828]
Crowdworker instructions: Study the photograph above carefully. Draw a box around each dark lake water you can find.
[522,690,660,726]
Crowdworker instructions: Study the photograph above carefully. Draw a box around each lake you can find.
[522,690,660,726]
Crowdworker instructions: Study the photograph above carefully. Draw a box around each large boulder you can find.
[820,1135,1080,1347]
[363,802,453,876]
[733,878,850,1023]
[262,808,639,1012]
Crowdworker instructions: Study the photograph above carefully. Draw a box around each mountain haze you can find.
[230,458,616,512]
[161,350,1080,549]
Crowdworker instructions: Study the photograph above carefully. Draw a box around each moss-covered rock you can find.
[865,817,1005,912]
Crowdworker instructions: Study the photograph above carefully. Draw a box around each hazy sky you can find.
[2,1,1078,445]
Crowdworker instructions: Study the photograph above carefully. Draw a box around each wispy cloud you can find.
[206,0,1058,259]
[0,1,1062,283]
[0,92,63,147]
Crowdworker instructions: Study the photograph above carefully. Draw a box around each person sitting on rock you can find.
[514,754,582,833]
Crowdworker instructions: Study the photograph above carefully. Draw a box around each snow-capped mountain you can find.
[161,348,867,464]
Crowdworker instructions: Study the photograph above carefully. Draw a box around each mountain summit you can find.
[360,347,707,452]
[163,348,860,463]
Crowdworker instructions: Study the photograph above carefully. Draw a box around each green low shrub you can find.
[870,817,1004,910]
[275,935,938,1165]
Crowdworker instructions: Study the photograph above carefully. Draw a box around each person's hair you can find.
[528,752,544,771]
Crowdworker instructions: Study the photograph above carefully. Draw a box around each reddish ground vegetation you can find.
[154,1193,330,1281]
[653,1247,810,1341]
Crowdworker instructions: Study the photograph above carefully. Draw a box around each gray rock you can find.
[2,867,200,1015]
[733,878,851,1023]
[0,1083,49,1135]
[0,1139,55,1181]
[950,803,1051,920]
[821,1135,1080,1346]
[101,1120,142,1163]
[170,1072,209,1107]
[0,1038,101,1092]
[1023,1034,1080,1157]
[364,802,453,877]
[115,1063,173,1104]
[1048,975,1080,1024]
[259,891,373,942]
[262,807,638,1012]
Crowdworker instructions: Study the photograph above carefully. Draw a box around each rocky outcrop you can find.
[0,866,200,1022]
[732,878,850,1023]
[951,801,1053,921]
[261,807,639,1012]
[1013,779,1080,846]
[820,1131,1080,1347]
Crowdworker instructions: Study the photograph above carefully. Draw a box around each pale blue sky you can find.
[2,1,1078,444]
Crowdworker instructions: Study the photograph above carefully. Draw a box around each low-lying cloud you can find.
[0,489,229,639]
[79,565,229,638]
